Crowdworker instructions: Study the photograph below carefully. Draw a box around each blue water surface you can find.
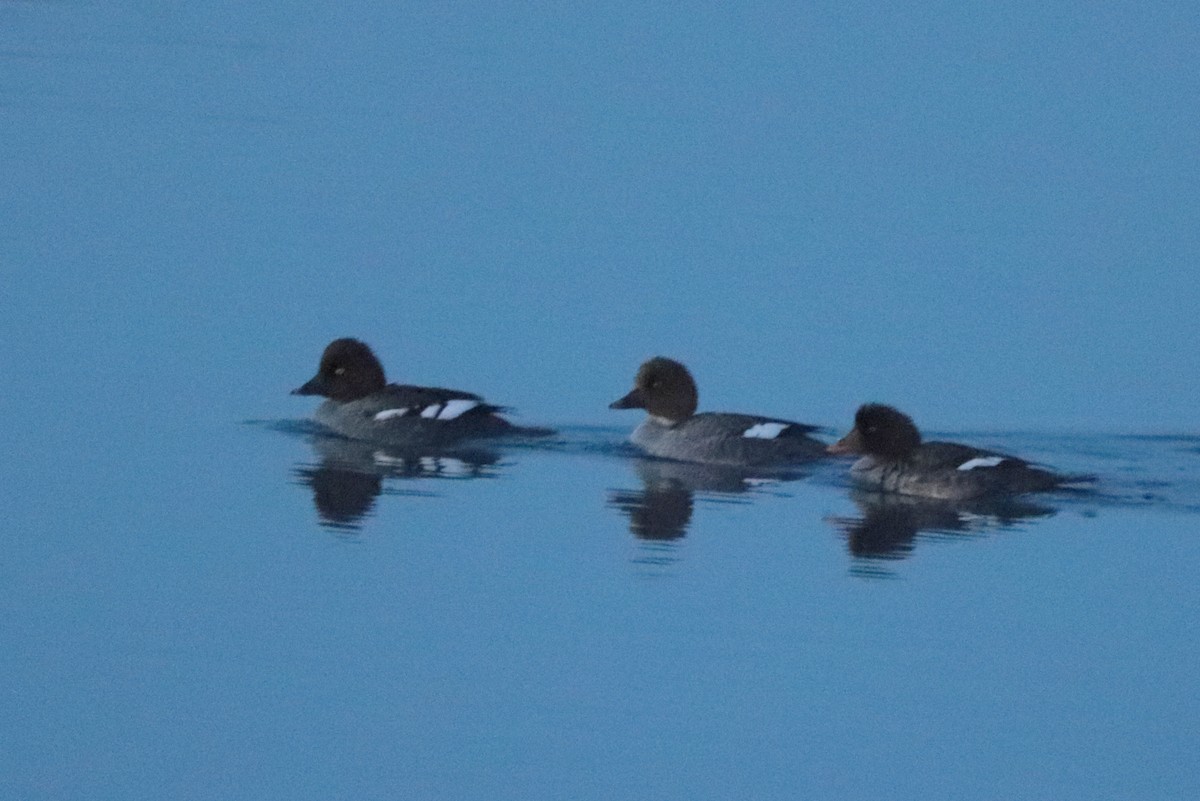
[5,420,1199,800]
[3,3,1199,800]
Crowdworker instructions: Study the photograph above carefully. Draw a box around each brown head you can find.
[292,338,388,402]
[827,403,922,459]
[609,357,699,424]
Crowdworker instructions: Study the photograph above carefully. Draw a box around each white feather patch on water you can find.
[743,422,789,439]
[373,408,409,421]
[957,456,1006,471]
[437,399,479,420]
[420,404,442,419]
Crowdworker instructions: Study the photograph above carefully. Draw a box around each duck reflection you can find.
[293,435,501,531]
[609,459,808,541]
[828,490,1055,566]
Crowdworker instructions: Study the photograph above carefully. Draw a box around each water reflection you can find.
[827,490,1055,575]
[292,435,501,531]
[609,459,808,542]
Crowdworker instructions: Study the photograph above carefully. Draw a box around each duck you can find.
[292,338,551,446]
[609,357,826,467]
[827,403,1083,500]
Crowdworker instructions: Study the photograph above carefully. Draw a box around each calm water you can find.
[5,418,1196,800]
[4,2,1200,799]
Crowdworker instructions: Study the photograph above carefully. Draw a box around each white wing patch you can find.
[380,400,481,422]
[957,456,1006,471]
[436,399,480,420]
[743,422,789,439]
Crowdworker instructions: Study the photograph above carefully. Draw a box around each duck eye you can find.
[334,366,346,376]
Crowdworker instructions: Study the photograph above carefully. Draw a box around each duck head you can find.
[292,338,387,402]
[828,404,922,459]
[609,357,699,424]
